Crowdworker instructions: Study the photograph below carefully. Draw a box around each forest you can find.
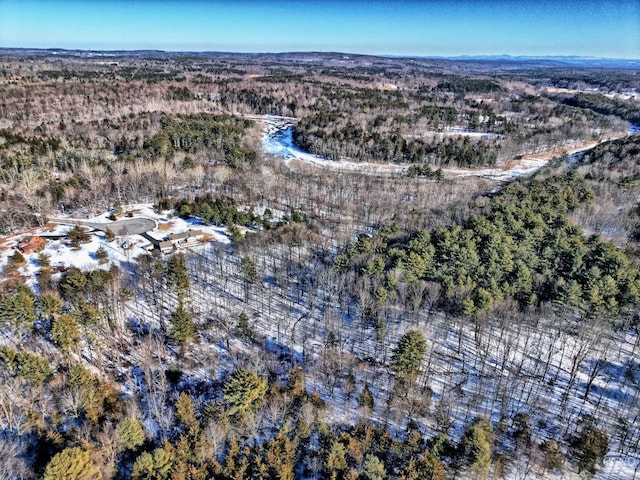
[0,50,639,479]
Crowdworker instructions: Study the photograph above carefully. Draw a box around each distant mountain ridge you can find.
[440,54,640,68]
[0,48,638,69]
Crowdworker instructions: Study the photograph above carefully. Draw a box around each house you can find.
[155,229,205,254]
[188,229,204,241]
[167,229,204,248]
[158,240,174,254]
[17,236,46,254]
[168,232,190,243]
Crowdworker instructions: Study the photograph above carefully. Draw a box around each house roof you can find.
[168,232,190,241]
[18,235,46,249]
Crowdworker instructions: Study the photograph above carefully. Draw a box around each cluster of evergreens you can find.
[169,195,259,228]
[161,194,306,232]
[405,164,444,180]
[0,129,61,156]
[293,116,498,166]
[432,137,498,167]
[37,69,108,81]
[37,66,185,83]
[166,85,193,101]
[336,171,639,317]
[582,132,640,168]
[415,105,458,125]
[142,114,257,168]
[433,78,502,95]
[59,267,116,304]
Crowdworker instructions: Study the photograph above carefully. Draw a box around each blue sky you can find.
[1,0,638,58]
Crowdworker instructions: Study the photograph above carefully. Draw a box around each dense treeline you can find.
[570,135,640,244]
[336,172,639,317]
[142,113,257,168]
[539,68,640,92]
[0,129,61,156]
[293,116,498,166]
[287,78,508,166]
[561,93,640,124]
[434,77,502,95]
[38,66,185,83]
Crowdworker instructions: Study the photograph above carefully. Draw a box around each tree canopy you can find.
[336,172,640,318]
[43,447,101,480]
[391,330,427,382]
[223,368,268,418]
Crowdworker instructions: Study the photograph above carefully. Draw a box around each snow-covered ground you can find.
[121,238,640,479]
[414,126,504,141]
[0,204,231,290]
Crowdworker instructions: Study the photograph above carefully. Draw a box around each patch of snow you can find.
[0,203,232,289]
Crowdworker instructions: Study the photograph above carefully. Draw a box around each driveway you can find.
[49,217,157,236]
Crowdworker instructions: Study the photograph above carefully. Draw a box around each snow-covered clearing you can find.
[0,204,230,290]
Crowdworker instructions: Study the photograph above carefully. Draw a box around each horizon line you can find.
[1,47,639,63]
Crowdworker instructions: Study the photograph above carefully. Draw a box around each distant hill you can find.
[1,48,637,69]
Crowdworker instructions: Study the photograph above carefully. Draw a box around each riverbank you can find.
[258,115,634,182]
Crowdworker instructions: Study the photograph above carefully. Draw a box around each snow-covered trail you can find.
[257,115,633,182]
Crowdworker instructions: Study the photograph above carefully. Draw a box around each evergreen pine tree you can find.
[51,313,80,352]
[0,286,36,330]
[569,416,609,476]
[116,417,146,452]
[391,330,427,384]
[459,417,493,479]
[363,453,387,480]
[223,368,267,418]
[168,306,195,348]
[166,254,190,300]
[43,447,101,480]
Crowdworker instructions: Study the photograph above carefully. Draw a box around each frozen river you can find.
[260,115,639,181]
